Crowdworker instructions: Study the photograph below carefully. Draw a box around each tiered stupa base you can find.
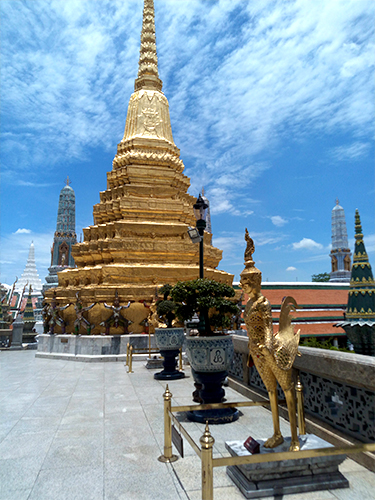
[49,263,232,335]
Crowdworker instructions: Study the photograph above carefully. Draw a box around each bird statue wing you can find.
[273,296,301,371]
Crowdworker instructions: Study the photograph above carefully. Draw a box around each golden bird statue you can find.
[240,229,301,451]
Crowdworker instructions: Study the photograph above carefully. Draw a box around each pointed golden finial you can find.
[163,384,172,401]
[135,0,163,91]
[200,422,215,448]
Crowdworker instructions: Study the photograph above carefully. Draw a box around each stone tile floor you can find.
[0,350,374,500]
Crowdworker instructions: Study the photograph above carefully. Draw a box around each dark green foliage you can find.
[301,337,352,353]
[170,279,240,336]
[311,273,331,282]
[156,284,177,328]
[159,284,173,300]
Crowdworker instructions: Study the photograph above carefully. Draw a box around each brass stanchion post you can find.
[128,345,134,373]
[126,342,130,366]
[200,422,214,500]
[179,348,183,371]
[296,376,306,435]
[158,385,178,463]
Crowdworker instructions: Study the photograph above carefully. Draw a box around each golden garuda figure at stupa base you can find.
[240,229,301,452]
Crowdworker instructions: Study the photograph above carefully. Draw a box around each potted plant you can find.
[153,284,185,380]
[170,278,240,423]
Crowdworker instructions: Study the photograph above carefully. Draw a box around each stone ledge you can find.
[36,333,158,359]
[296,346,375,391]
[232,335,375,391]
[35,352,128,362]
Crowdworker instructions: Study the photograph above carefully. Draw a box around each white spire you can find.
[331,200,349,250]
[15,242,43,294]
[329,200,351,282]
[201,187,212,235]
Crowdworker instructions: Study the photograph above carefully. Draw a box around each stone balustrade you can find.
[0,328,12,348]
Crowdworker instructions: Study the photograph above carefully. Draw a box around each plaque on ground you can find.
[226,434,349,499]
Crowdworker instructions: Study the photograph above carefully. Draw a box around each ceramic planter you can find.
[185,334,234,373]
[186,334,239,423]
[154,327,185,350]
[154,328,185,380]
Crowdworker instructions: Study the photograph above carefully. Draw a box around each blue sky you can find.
[1,0,374,286]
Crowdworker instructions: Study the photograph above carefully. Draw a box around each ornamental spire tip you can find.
[135,0,162,91]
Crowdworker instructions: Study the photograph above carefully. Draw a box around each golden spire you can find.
[119,0,176,149]
[135,0,163,92]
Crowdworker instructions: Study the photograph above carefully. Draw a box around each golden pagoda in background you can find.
[46,0,233,333]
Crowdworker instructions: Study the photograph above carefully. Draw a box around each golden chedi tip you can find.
[135,0,162,92]
[119,0,177,151]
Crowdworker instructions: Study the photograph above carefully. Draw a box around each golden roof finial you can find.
[135,0,163,91]
[240,229,261,285]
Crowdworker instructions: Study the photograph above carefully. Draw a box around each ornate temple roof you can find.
[329,199,351,282]
[235,282,349,337]
[15,242,43,294]
[346,209,375,320]
[331,199,350,250]
[44,178,77,292]
[56,177,76,236]
[22,286,35,324]
[201,188,212,235]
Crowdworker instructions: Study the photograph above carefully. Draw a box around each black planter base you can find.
[187,369,239,423]
[187,407,240,424]
[193,370,227,403]
[154,349,185,381]
[154,370,185,380]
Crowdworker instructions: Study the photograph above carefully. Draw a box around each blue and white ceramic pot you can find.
[154,328,185,350]
[154,328,185,380]
[185,334,238,423]
[185,334,234,373]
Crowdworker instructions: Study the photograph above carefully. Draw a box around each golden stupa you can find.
[46,0,233,333]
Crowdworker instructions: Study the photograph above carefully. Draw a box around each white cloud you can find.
[271,216,288,227]
[204,186,256,217]
[213,230,287,255]
[1,0,373,187]
[286,266,297,271]
[364,234,375,255]
[330,142,371,161]
[297,253,330,263]
[292,238,323,250]
[14,228,31,234]
[212,235,240,254]
[255,234,287,246]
